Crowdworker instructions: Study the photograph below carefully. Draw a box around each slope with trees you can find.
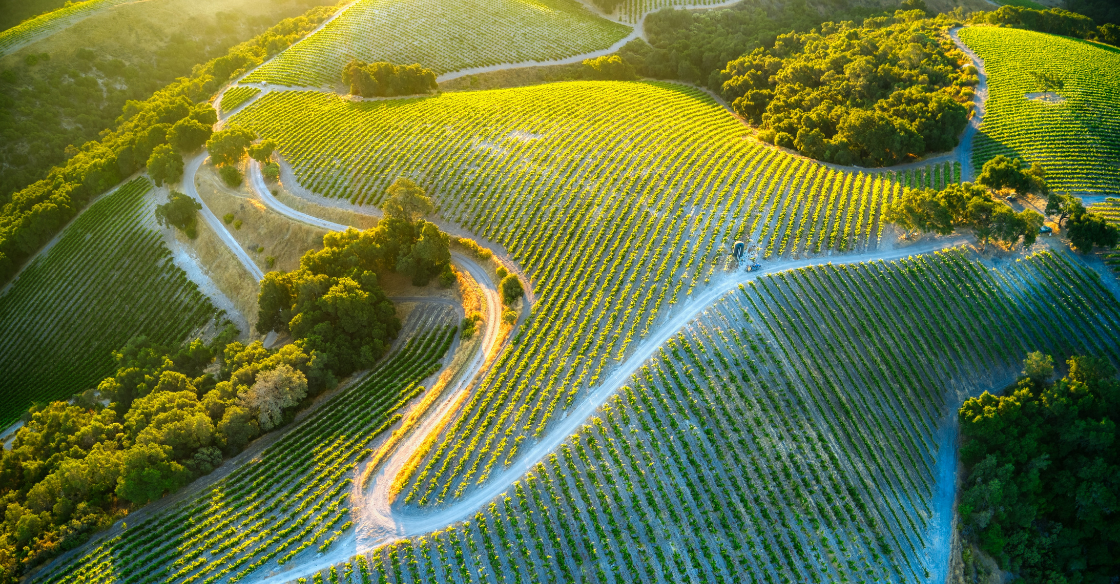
[0,177,221,430]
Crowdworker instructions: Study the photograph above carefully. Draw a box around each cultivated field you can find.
[961,27,1120,194]
[32,314,456,584]
[300,248,1118,584]
[241,0,631,88]
[0,178,220,429]
[232,81,968,507]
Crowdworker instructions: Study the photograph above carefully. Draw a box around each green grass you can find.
[962,27,1120,194]
[0,177,220,429]
[241,0,631,87]
[33,323,456,584]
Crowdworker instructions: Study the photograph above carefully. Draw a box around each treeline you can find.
[958,352,1118,583]
[0,178,454,579]
[719,12,971,166]
[257,177,452,376]
[977,5,1120,47]
[0,3,342,287]
[886,155,1119,253]
[342,60,437,98]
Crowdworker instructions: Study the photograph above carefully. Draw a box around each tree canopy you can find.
[154,191,202,238]
[719,14,972,166]
[342,60,437,98]
[958,353,1119,582]
[206,125,257,167]
[884,182,1042,249]
[147,144,184,187]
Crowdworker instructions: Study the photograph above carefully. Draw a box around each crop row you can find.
[0,178,219,429]
[242,0,630,87]
[961,27,1120,194]
[33,313,458,584]
[0,0,130,56]
[300,248,1120,583]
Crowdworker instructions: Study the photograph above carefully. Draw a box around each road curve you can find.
[182,154,264,281]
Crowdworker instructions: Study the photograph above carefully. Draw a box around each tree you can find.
[343,60,437,97]
[1022,351,1053,385]
[1066,210,1120,253]
[966,197,997,248]
[206,125,256,167]
[248,139,277,163]
[1045,191,1082,227]
[501,274,524,305]
[381,177,434,221]
[168,118,213,152]
[238,364,307,431]
[583,55,637,80]
[219,165,242,187]
[147,144,184,186]
[115,442,189,505]
[154,191,202,237]
[976,155,1034,195]
[396,220,451,286]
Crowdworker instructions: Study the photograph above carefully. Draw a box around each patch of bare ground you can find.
[1025,91,1064,103]
[195,161,328,272]
[269,179,379,230]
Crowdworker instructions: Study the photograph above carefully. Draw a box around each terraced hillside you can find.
[961,27,1120,194]
[233,81,968,504]
[0,178,221,429]
[32,315,457,584]
[241,0,631,88]
[296,248,1117,584]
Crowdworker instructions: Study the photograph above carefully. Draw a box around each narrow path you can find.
[182,153,265,281]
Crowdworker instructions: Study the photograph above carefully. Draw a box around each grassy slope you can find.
[232,82,962,504]
[241,0,631,87]
[322,249,1115,584]
[961,27,1120,195]
[0,178,219,429]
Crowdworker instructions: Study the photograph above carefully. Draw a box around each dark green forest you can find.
[958,353,1119,583]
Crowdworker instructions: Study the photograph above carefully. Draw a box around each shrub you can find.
[220,165,243,187]
[262,162,280,181]
[500,274,524,305]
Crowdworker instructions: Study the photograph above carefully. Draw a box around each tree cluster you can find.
[342,60,437,98]
[885,182,1043,249]
[958,353,1119,582]
[977,5,1119,47]
[0,327,331,579]
[257,178,452,377]
[154,191,202,239]
[720,13,971,166]
[581,56,636,81]
[0,5,338,288]
[1046,192,1120,253]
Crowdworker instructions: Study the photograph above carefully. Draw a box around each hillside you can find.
[961,27,1120,194]
[0,178,223,429]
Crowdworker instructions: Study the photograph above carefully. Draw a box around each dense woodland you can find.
[958,353,1119,583]
[720,12,971,165]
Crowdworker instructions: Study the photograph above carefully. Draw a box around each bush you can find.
[220,165,243,187]
[343,60,437,97]
[501,309,518,325]
[500,274,524,305]
[582,55,636,80]
[223,213,235,224]
[262,162,280,182]
[154,191,202,238]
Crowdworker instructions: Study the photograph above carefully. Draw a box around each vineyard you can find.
[302,248,1117,584]
[960,27,1120,194]
[240,0,630,88]
[220,87,262,115]
[608,0,740,23]
[32,313,457,584]
[0,178,220,429]
[0,0,130,56]
[232,81,966,504]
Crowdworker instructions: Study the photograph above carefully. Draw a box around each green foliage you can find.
[885,182,1042,248]
[1066,209,1120,252]
[720,15,970,166]
[248,139,277,163]
[959,354,1119,582]
[0,4,338,287]
[342,60,437,98]
[978,5,1097,39]
[167,116,214,152]
[219,86,262,113]
[262,161,281,182]
[207,125,257,167]
[381,176,434,222]
[219,165,243,188]
[500,274,524,305]
[976,155,1048,195]
[581,55,635,81]
[1022,351,1053,384]
[146,144,184,187]
[154,190,201,237]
